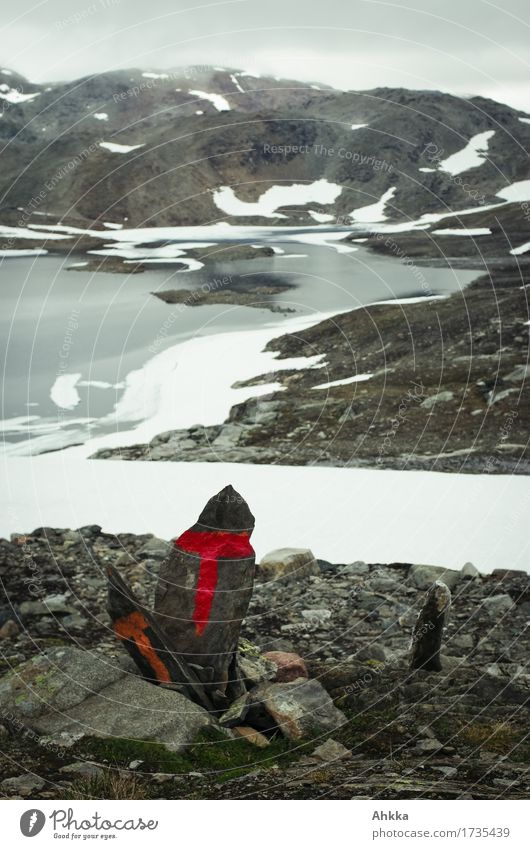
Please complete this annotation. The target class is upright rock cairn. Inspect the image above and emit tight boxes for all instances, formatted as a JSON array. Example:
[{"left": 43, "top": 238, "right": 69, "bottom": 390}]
[
  {"left": 410, "top": 580, "right": 451, "bottom": 672},
  {"left": 108, "top": 485, "right": 256, "bottom": 712}
]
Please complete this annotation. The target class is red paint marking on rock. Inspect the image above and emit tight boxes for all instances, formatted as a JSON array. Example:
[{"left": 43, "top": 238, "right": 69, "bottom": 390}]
[{"left": 175, "top": 530, "right": 254, "bottom": 636}]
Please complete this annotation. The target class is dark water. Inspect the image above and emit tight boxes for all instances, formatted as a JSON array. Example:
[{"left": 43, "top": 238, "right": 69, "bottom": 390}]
[{"left": 0, "top": 242, "right": 478, "bottom": 452}]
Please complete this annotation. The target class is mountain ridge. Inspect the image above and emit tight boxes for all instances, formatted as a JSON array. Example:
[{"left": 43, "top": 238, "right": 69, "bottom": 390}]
[{"left": 1, "top": 65, "right": 529, "bottom": 228}]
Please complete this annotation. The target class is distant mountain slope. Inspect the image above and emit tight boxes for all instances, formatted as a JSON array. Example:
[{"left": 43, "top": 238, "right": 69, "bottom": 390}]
[{"left": 0, "top": 65, "right": 529, "bottom": 227}]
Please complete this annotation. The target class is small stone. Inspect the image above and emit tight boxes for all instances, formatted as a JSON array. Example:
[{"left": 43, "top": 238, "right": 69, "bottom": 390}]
[
  {"left": 257, "top": 548, "right": 320, "bottom": 583},
  {"left": 238, "top": 649, "right": 277, "bottom": 686},
  {"left": 408, "top": 564, "right": 460, "bottom": 591},
  {"left": 115, "top": 552, "right": 137, "bottom": 567},
  {"left": 219, "top": 694, "right": 250, "bottom": 727},
  {"left": 341, "top": 561, "right": 369, "bottom": 577},
  {"left": 421, "top": 391, "right": 454, "bottom": 409},
  {"left": 128, "top": 760, "right": 143, "bottom": 770},
  {"left": 43, "top": 594, "right": 72, "bottom": 613},
  {"left": 301, "top": 609, "right": 332, "bottom": 626},
  {"left": 63, "top": 530, "right": 83, "bottom": 549},
  {"left": 137, "top": 537, "right": 170, "bottom": 561},
  {"left": 0, "top": 619, "right": 20, "bottom": 639},
  {"left": 151, "top": 773, "right": 175, "bottom": 784},
  {"left": 59, "top": 761, "right": 104, "bottom": 779},
  {"left": 238, "top": 654, "right": 276, "bottom": 684},
  {"left": 482, "top": 595, "right": 514, "bottom": 616},
  {"left": 61, "top": 613, "right": 88, "bottom": 629},
  {"left": 505, "top": 364, "right": 530, "bottom": 383},
  {"left": 491, "top": 569, "right": 527, "bottom": 579},
  {"left": 262, "top": 651, "right": 309, "bottom": 683},
  {"left": 232, "top": 726, "right": 270, "bottom": 748},
  {"left": 415, "top": 738, "right": 442, "bottom": 753},
  {"left": 418, "top": 724, "right": 437, "bottom": 739},
  {"left": 355, "top": 645, "right": 387, "bottom": 663},
  {"left": 18, "top": 600, "right": 48, "bottom": 616},
  {"left": 312, "top": 738, "right": 352, "bottom": 762},
  {"left": 461, "top": 562, "right": 481, "bottom": 580},
  {"left": 369, "top": 576, "right": 400, "bottom": 593},
  {"left": 434, "top": 766, "right": 458, "bottom": 778},
  {"left": 1, "top": 774, "right": 46, "bottom": 796}
]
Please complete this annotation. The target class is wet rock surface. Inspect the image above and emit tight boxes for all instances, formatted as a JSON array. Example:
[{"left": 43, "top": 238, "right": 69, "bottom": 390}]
[{"left": 0, "top": 526, "right": 528, "bottom": 799}]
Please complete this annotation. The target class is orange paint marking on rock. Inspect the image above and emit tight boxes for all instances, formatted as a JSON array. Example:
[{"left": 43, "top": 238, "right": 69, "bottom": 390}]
[{"left": 113, "top": 610, "right": 172, "bottom": 683}]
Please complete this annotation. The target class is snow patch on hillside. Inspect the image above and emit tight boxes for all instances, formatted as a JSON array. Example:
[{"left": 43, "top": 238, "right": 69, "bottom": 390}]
[
  {"left": 308, "top": 210, "right": 335, "bottom": 223},
  {"left": 312, "top": 373, "right": 373, "bottom": 389},
  {"left": 496, "top": 179, "right": 530, "bottom": 202},
  {"left": 0, "top": 225, "right": 68, "bottom": 240},
  {"left": 230, "top": 74, "right": 245, "bottom": 93},
  {"left": 438, "top": 130, "right": 495, "bottom": 175},
  {"left": 214, "top": 180, "right": 343, "bottom": 219},
  {"left": 0, "top": 84, "right": 40, "bottom": 104},
  {"left": 510, "top": 241, "right": 530, "bottom": 256},
  {"left": 99, "top": 141, "right": 145, "bottom": 154},
  {"left": 350, "top": 187, "right": 397, "bottom": 223},
  {"left": 189, "top": 89, "right": 231, "bottom": 111},
  {"left": 433, "top": 228, "right": 491, "bottom": 236}
]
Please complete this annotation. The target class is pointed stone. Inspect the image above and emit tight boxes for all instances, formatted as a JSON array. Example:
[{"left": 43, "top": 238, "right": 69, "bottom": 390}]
[
  {"left": 107, "top": 565, "right": 213, "bottom": 711},
  {"left": 154, "top": 485, "right": 256, "bottom": 708},
  {"left": 410, "top": 581, "right": 451, "bottom": 672}
]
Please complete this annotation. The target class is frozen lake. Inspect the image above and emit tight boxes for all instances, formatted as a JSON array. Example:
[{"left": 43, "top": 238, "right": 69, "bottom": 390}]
[{"left": 1, "top": 235, "right": 477, "bottom": 455}]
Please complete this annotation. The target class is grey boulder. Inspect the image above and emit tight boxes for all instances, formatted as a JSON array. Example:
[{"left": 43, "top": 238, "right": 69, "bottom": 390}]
[
  {"left": 0, "top": 647, "right": 214, "bottom": 753},
  {"left": 408, "top": 564, "right": 460, "bottom": 591},
  {"left": 257, "top": 548, "right": 320, "bottom": 583},
  {"left": 249, "top": 678, "right": 346, "bottom": 740},
  {"left": 481, "top": 594, "right": 515, "bottom": 616}
]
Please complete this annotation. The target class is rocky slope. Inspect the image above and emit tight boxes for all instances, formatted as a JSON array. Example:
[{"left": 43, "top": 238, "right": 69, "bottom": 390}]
[
  {"left": 1, "top": 65, "right": 529, "bottom": 232},
  {"left": 93, "top": 265, "right": 530, "bottom": 473},
  {"left": 0, "top": 526, "right": 528, "bottom": 800}
]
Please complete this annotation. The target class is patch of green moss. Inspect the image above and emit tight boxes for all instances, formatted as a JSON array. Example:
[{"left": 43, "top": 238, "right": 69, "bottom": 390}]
[
  {"left": 32, "top": 671, "right": 59, "bottom": 700},
  {"left": 237, "top": 638, "right": 261, "bottom": 657},
  {"left": 77, "top": 727, "right": 316, "bottom": 783}
]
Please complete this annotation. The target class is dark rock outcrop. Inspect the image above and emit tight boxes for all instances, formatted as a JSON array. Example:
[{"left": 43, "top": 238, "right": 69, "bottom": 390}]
[
  {"left": 153, "top": 485, "right": 255, "bottom": 708},
  {"left": 410, "top": 581, "right": 451, "bottom": 671}
]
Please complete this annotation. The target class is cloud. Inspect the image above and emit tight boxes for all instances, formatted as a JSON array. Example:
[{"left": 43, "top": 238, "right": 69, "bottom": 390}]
[{"left": 1, "top": 0, "right": 529, "bottom": 109}]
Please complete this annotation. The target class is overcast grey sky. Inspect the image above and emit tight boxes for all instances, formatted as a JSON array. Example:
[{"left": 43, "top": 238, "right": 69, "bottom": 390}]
[{"left": 1, "top": 0, "right": 529, "bottom": 110}]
